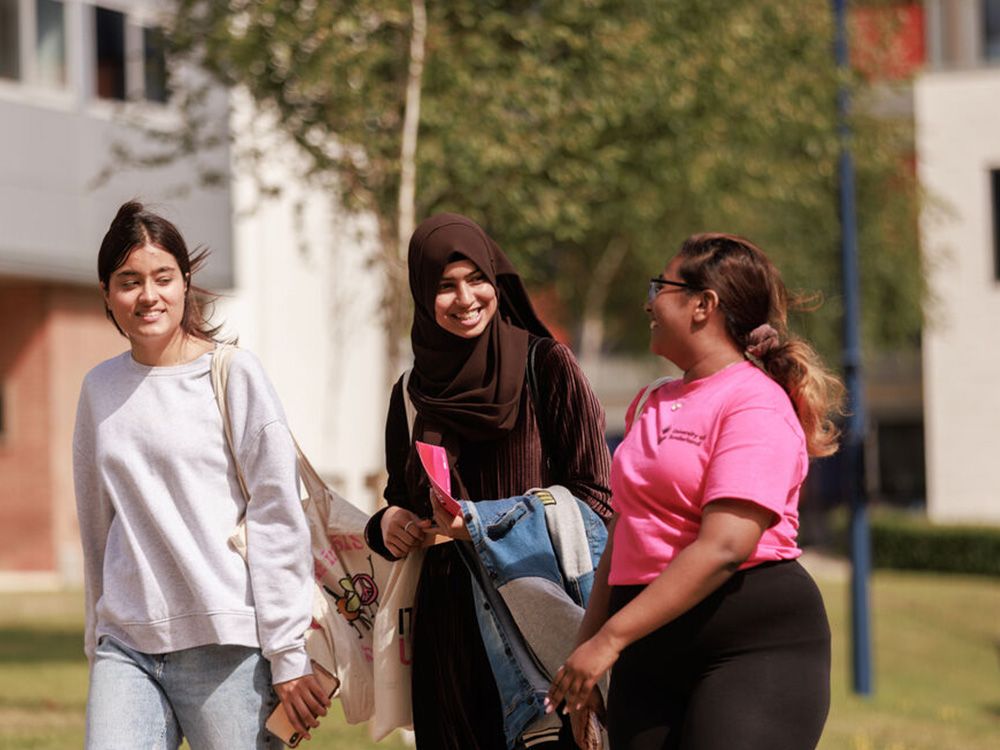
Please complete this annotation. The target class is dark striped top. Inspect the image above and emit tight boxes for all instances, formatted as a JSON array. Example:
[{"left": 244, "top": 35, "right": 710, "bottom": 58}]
[{"left": 365, "top": 337, "right": 612, "bottom": 749}]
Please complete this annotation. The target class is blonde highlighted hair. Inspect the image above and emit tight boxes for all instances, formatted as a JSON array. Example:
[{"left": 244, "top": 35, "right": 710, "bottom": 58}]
[{"left": 677, "top": 233, "right": 846, "bottom": 458}]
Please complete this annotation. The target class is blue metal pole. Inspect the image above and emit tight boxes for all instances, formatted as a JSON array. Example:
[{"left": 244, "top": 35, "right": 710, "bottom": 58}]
[{"left": 832, "top": 0, "right": 873, "bottom": 696}]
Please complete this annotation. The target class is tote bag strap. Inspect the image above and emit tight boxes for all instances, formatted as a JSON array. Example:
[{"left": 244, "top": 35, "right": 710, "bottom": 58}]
[
  {"left": 211, "top": 343, "right": 251, "bottom": 504},
  {"left": 212, "top": 344, "right": 344, "bottom": 510},
  {"left": 526, "top": 336, "right": 543, "bottom": 408},
  {"left": 627, "top": 376, "right": 676, "bottom": 433},
  {"left": 400, "top": 368, "right": 417, "bottom": 438}
]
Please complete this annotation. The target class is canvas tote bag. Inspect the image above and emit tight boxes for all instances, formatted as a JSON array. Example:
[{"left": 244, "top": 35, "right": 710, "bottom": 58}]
[{"left": 368, "top": 367, "right": 428, "bottom": 740}]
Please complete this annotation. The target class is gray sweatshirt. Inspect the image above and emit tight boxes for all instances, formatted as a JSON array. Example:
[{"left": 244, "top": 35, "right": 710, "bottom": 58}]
[{"left": 72, "top": 348, "right": 312, "bottom": 684}]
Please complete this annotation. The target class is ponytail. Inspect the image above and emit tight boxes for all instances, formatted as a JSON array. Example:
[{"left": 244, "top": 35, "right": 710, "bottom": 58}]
[{"left": 758, "top": 337, "right": 845, "bottom": 458}]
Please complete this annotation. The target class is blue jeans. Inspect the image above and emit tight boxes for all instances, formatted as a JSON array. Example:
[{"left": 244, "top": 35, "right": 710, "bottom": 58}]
[{"left": 85, "top": 636, "right": 280, "bottom": 750}]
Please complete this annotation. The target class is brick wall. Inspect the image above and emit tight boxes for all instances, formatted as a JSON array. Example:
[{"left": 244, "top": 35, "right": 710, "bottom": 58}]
[
  {"left": 0, "top": 284, "right": 54, "bottom": 571},
  {"left": 0, "top": 281, "right": 124, "bottom": 578}
]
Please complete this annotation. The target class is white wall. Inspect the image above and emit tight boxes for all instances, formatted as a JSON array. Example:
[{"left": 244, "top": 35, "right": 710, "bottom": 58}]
[
  {"left": 915, "top": 69, "right": 1000, "bottom": 523},
  {"left": 0, "top": 0, "right": 233, "bottom": 287},
  {"left": 217, "top": 91, "right": 390, "bottom": 514}
]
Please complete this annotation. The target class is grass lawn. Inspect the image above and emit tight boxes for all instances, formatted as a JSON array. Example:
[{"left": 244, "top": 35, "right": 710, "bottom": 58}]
[
  {"left": 1, "top": 566, "right": 997, "bottom": 749},
  {"left": 818, "top": 569, "right": 1000, "bottom": 750},
  {"left": 0, "top": 590, "right": 409, "bottom": 750}
]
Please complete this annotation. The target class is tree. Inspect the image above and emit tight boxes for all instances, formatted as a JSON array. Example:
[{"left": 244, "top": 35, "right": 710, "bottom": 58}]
[{"left": 167, "top": 0, "right": 923, "bottom": 367}]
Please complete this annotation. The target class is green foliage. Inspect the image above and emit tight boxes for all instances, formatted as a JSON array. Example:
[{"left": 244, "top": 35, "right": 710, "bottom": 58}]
[
  {"left": 172, "top": 0, "right": 411, "bottom": 215},
  {"left": 830, "top": 509, "right": 1000, "bottom": 576},
  {"left": 168, "top": 0, "right": 924, "bottom": 359},
  {"left": 868, "top": 513, "right": 1000, "bottom": 577}
]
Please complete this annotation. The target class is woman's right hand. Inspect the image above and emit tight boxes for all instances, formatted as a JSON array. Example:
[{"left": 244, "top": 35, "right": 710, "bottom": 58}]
[{"left": 380, "top": 507, "right": 432, "bottom": 559}]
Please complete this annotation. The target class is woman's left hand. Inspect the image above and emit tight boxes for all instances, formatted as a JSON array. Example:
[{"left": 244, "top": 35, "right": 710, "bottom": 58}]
[
  {"left": 429, "top": 488, "right": 471, "bottom": 540},
  {"left": 546, "top": 630, "right": 621, "bottom": 715}
]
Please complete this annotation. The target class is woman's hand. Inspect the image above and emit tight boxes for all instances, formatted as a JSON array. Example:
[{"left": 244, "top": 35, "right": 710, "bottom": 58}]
[
  {"left": 430, "top": 488, "right": 470, "bottom": 540},
  {"left": 380, "top": 506, "right": 432, "bottom": 559},
  {"left": 273, "top": 672, "right": 331, "bottom": 741},
  {"left": 546, "top": 629, "right": 622, "bottom": 715}
]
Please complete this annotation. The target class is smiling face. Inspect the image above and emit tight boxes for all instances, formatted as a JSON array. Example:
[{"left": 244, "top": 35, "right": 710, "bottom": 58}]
[
  {"left": 102, "top": 243, "right": 188, "bottom": 346},
  {"left": 646, "top": 255, "right": 699, "bottom": 362},
  {"left": 433, "top": 258, "right": 498, "bottom": 338}
]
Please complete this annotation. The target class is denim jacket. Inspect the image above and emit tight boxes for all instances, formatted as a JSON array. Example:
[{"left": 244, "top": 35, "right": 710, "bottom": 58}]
[{"left": 457, "top": 486, "right": 608, "bottom": 749}]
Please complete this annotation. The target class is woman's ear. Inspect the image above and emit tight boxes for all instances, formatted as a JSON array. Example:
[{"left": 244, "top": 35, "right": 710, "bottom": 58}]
[
  {"left": 692, "top": 289, "right": 720, "bottom": 322},
  {"left": 100, "top": 282, "right": 109, "bottom": 302}
]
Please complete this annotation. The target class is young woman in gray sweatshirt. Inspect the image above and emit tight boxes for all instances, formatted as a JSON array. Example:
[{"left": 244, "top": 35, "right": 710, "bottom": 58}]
[{"left": 73, "top": 201, "right": 329, "bottom": 749}]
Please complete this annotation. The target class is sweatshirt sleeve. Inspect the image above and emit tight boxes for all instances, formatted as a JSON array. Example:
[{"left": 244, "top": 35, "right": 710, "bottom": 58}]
[
  {"left": 227, "top": 353, "right": 313, "bottom": 684},
  {"left": 72, "top": 380, "right": 113, "bottom": 664},
  {"left": 241, "top": 421, "right": 313, "bottom": 683}
]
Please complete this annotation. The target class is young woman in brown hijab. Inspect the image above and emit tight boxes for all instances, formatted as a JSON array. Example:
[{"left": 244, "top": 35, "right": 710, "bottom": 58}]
[{"left": 365, "top": 213, "right": 612, "bottom": 749}]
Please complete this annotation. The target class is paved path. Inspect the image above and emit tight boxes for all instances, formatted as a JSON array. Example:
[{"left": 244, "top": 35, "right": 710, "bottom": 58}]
[{"left": 798, "top": 549, "right": 850, "bottom": 582}]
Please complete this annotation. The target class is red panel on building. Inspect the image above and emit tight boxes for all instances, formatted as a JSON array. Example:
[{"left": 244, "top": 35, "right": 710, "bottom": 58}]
[{"left": 852, "top": 3, "right": 926, "bottom": 80}]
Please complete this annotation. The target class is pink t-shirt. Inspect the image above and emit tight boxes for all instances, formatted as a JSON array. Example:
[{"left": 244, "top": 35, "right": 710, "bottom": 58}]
[{"left": 609, "top": 361, "right": 807, "bottom": 585}]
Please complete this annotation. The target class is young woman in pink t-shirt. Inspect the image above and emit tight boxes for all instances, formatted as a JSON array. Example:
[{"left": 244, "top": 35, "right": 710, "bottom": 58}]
[{"left": 547, "top": 233, "right": 844, "bottom": 749}]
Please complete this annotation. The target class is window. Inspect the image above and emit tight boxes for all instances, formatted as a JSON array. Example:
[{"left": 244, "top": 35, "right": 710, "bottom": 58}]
[
  {"left": 875, "top": 421, "right": 926, "bottom": 507},
  {"left": 143, "top": 25, "right": 168, "bottom": 103},
  {"left": 992, "top": 169, "right": 1000, "bottom": 281},
  {"left": 986, "top": 0, "right": 1000, "bottom": 60},
  {"left": 95, "top": 5, "right": 124, "bottom": 100},
  {"left": 36, "top": 0, "right": 65, "bottom": 88},
  {"left": 0, "top": 0, "right": 19, "bottom": 80}
]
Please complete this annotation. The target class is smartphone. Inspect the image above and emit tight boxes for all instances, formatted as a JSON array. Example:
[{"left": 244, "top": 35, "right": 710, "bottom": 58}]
[{"left": 265, "top": 663, "right": 340, "bottom": 748}]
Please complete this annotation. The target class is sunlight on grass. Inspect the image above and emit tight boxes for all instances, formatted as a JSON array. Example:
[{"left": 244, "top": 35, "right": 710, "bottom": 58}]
[
  {"left": 818, "top": 571, "right": 1000, "bottom": 750},
  {"left": 1, "top": 569, "right": 997, "bottom": 749}
]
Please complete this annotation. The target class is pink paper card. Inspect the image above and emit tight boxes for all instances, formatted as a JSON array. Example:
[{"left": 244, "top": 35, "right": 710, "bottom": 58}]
[{"left": 414, "top": 441, "right": 462, "bottom": 516}]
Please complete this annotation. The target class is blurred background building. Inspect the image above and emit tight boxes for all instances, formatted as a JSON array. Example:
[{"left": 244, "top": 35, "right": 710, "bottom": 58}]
[
  {"left": 0, "top": 0, "right": 997, "bottom": 588},
  {"left": 915, "top": 0, "right": 1000, "bottom": 523},
  {"left": 0, "top": 0, "right": 388, "bottom": 587}
]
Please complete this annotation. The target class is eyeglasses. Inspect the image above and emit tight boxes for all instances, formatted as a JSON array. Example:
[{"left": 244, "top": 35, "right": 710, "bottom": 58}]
[{"left": 647, "top": 276, "right": 700, "bottom": 305}]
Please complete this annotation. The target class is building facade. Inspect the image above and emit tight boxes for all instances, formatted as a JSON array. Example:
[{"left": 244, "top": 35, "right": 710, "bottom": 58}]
[
  {"left": 0, "top": 0, "right": 389, "bottom": 587},
  {"left": 916, "top": 0, "right": 1000, "bottom": 523}
]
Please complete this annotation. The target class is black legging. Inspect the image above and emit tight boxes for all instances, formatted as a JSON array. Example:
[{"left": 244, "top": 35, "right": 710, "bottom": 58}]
[{"left": 606, "top": 559, "right": 830, "bottom": 750}]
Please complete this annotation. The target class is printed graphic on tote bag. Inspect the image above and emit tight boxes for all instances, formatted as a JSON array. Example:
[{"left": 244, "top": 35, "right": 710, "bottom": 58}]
[{"left": 316, "top": 545, "right": 380, "bottom": 639}]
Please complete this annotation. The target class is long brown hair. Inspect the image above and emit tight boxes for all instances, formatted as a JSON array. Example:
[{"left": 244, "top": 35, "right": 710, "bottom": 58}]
[
  {"left": 98, "top": 201, "right": 221, "bottom": 341},
  {"left": 676, "top": 233, "right": 845, "bottom": 457}
]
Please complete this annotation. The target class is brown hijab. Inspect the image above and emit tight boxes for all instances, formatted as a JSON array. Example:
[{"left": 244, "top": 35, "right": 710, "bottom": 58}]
[{"left": 405, "top": 213, "right": 551, "bottom": 497}]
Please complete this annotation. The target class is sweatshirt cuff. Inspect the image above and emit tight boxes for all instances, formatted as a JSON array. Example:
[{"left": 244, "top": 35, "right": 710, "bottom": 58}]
[{"left": 268, "top": 645, "right": 312, "bottom": 685}]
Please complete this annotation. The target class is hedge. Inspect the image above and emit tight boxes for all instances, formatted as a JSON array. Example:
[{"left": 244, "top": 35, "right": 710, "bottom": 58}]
[{"left": 865, "top": 515, "right": 1000, "bottom": 577}]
